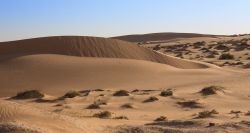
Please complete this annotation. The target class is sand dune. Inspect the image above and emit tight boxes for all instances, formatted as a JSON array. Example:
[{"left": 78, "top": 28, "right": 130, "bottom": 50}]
[
  {"left": 112, "top": 32, "right": 220, "bottom": 42},
  {"left": 0, "top": 54, "right": 226, "bottom": 97},
  {"left": 0, "top": 36, "right": 211, "bottom": 69}
]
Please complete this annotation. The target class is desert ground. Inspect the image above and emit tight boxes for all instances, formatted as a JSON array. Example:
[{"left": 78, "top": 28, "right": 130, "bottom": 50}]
[{"left": 0, "top": 34, "right": 250, "bottom": 133}]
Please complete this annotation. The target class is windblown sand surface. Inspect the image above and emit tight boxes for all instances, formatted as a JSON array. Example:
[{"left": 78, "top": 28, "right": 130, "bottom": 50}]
[{"left": 0, "top": 36, "right": 250, "bottom": 133}]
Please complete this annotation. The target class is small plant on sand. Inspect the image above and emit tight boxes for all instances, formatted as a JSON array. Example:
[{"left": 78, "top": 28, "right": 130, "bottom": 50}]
[
  {"left": 153, "top": 44, "right": 161, "bottom": 51},
  {"left": 230, "top": 110, "right": 242, "bottom": 114},
  {"left": 86, "top": 99, "right": 107, "bottom": 109},
  {"left": 61, "top": 90, "right": 81, "bottom": 99},
  {"left": 131, "top": 89, "right": 139, "bottom": 93},
  {"left": 200, "top": 86, "right": 225, "bottom": 96},
  {"left": 93, "top": 111, "right": 112, "bottom": 119},
  {"left": 219, "top": 53, "right": 234, "bottom": 60},
  {"left": 12, "top": 90, "right": 44, "bottom": 99},
  {"left": 93, "top": 89, "right": 104, "bottom": 91},
  {"left": 196, "top": 109, "right": 218, "bottom": 119},
  {"left": 177, "top": 100, "right": 202, "bottom": 108},
  {"left": 94, "top": 99, "right": 107, "bottom": 105},
  {"left": 86, "top": 103, "right": 101, "bottom": 109},
  {"left": 154, "top": 116, "right": 167, "bottom": 121},
  {"left": 143, "top": 96, "right": 159, "bottom": 103},
  {"left": 113, "top": 116, "right": 129, "bottom": 120},
  {"left": 113, "top": 90, "right": 130, "bottom": 96},
  {"left": 160, "top": 89, "right": 173, "bottom": 97},
  {"left": 121, "top": 103, "right": 134, "bottom": 109}
]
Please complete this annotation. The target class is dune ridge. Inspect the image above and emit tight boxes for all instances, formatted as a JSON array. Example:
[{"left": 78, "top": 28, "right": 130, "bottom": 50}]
[{"left": 0, "top": 36, "right": 210, "bottom": 69}]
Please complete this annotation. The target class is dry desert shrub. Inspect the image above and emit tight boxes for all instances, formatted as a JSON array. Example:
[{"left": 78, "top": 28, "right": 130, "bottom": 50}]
[
  {"left": 93, "top": 89, "right": 104, "bottom": 91},
  {"left": 160, "top": 89, "right": 173, "bottom": 97},
  {"left": 153, "top": 44, "right": 161, "bottom": 51},
  {"left": 196, "top": 109, "right": 219, "bottom": 119},
  {"left": 86, "top": 99, "right": 107, "bottom": 109},
  {"left": 230, "top": 110, "right": 242, "bottom": 114},
  {"left": 177, "top": 100, "right": 202, "bottom": 108},
  {"left": 113, "top": 90, "right": 130, "bottom": 96},
  {"left": 219, "top": 53, "right": 234, "bottom": 60},
  {"left": 154, "top": 116, "right": 167, "bottom": 121},
  {"left": 200, "top": 86, "right": 225, "bottom": 95},
  {"left": 61, "top": 90, "right": 81, "bottom": 99},
  {"left": 12, "top": 90, "right": 44, "bottom": 99},
  {"left": 143, "top": 96, "right": 159, "bottom": 103},
  {"left": 121, "top": 103, "right": 134, "bottom": 109},
  {"left": 86, "top": 103, "right": 101, "bottom": 109},
  {"left": 113, "top": 116, "right": 129, "bottom": 120},
  {"left": 93, "top": 111, "right": 112, "bottom": 119}
]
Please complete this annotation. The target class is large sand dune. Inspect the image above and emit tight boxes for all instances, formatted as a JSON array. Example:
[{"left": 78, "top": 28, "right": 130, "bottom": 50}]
[
  {"left": 0, "top": 54, "right": 226, "bottom": 97},
  {"left": 0, "top": 36, "right": 210, "bottom": 69},
  {"left": 0, "top": 36, "right": 220, "bottom": 97}
]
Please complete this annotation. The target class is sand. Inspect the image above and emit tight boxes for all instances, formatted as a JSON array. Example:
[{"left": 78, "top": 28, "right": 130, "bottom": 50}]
[
  {"left": 0, "top": 36, "right": 250, "bottom": 133},
  {"left": 112, "top": 32, "right": 220, "bottom": 42}
]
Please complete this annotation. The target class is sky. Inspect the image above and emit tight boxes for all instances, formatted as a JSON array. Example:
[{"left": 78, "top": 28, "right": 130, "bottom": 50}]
[{"left": 0, "top": 0, "right": 250, "bottom": 41}]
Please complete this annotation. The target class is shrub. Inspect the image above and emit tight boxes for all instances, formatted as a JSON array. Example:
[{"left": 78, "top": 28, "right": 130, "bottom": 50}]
[
  {"left": 153, "top": 44, "right": 161, "bottom": 51},
  {"left": 219, "top": 53, "right": 234, "bottom": 60},
  {"left": 177, "top": 100, "right": 202, "bottom": 108},
  {"left": 121, "top": 103, "right": 134, "bottom": 109},
  {"left": 154, "top": 116, "right": 167, "bottom": 121},
  {"left": 86, "top": 103, "right": 101, "bottom": 109},
  {"left": 12, "top": 90, "right": 44, "bottom": 99},
  {"left": 131, "top": 89, "right": 139, "bottom": 93},
  {"left": 143, "top": 96, "right": 159, "bottom": 103},
  {"left": 113, "top": 116, "right": 129, "bottom": 120},
  {"left": 230, "top": 110, "right": 242, "bottom": 114},
  {"left": 160, "top": 89, "right": 173, "bottom": 97},
  {"left": 113, "top": 90, "right": 130, "bottom": 96},
  {"left": 196, "top": 109, "right": 218, "bottom": 118},
  {"left": 61, "top": 90, "right": 81, "bottom": 99},
  {"left": 94, "top": 99, "right": 107, "bottom": 105},
  {"left": 93, "top": 111, "right": 112, "bottom": 119},
  {"left": 200, "top": 86, "right": 225, "bottom": 95},
  {"left": 93, "top": 89, "right": 104, "bottom": 91}
]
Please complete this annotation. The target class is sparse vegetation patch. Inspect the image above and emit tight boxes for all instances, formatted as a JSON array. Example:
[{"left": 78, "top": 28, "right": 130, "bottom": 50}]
[
  {"left": 143, "top": 96, "right": 159, "bottom": 103},
  {"left": 93, "top": 111, "right": 112, "bottom": 119},
  {"left": 113, "top": 90, "right": 130, "bottom": 96},
  {"left": 12, "top": 90, "right": 44, "bottom": 99}
]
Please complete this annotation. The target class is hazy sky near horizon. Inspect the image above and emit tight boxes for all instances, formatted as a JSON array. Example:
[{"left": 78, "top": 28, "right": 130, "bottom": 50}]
[{"left": 0, "top": 0, "right": 250, "bottom": 41}]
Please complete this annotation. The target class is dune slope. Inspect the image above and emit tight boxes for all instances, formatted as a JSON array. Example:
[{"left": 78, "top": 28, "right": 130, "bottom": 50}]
[
  {"left": 0, "top": 54, "right": 227, "bottom": 97},
  {"left": 0, "top": 36, "right": 210, "bottom": 69}
]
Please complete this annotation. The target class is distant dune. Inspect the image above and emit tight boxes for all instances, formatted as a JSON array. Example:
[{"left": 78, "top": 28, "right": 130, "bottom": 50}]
[
  {"left": 0, "top": 36, "right": 210, "bottom": 69},
  {"left": 112, "top": 32, "right": 220, "bottom": 42}
]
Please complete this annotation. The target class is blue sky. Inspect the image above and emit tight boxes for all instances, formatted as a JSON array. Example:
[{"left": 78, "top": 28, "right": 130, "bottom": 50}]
[{"left": 0, "top": 0, "right": 250, "bottom": 41}]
